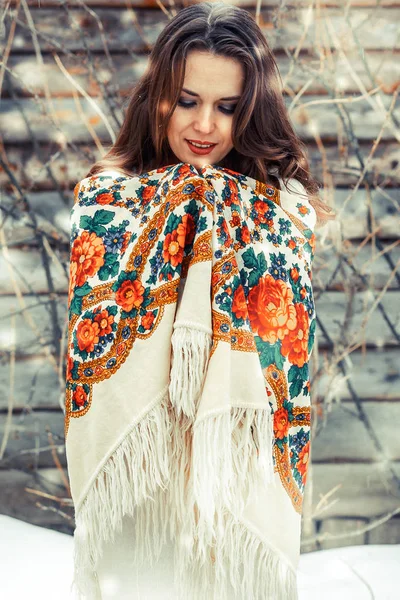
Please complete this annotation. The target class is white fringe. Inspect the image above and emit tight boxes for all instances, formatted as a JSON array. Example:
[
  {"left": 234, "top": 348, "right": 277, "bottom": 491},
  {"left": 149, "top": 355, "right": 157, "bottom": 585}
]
[
  {"left": 168, "top": 324, "right": 212, "bottom": 419},
  {"left": 189, "top": 406, "right": 276, "bottom": 563},
  {"left": 168, "top": 325, "right": 275, "bottom": 566},
  {"left": 70, "top": 396, "right": 172, "bottom": 600},
  {"left": 175, "top": 510, "right": 299, "bottom": 600},
  {"left": 70, "top": 325, "right": 290, "bottom": 600}
]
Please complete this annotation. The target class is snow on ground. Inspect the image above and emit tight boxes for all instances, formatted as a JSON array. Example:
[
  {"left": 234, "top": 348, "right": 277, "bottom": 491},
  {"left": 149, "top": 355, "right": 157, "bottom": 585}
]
[
  {"left": 1, "top": 515, "right": 74, "bottom": 600},
  {"left": 298, "top": 544, "right": 399, "bottom": 599},
  {"left": 1, "top": 515, "right": 398, "bottom": 599}
]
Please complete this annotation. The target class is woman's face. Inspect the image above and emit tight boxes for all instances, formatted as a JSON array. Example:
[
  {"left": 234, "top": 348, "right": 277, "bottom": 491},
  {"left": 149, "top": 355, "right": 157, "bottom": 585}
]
[{"left": 166, "top": 50, "right": 244, "bottom": 170}]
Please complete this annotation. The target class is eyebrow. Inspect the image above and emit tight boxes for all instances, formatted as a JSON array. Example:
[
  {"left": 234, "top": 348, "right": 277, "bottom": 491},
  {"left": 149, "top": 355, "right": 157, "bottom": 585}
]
[{"left": 182, "top": 87, "right": 240, "bottom": 101}]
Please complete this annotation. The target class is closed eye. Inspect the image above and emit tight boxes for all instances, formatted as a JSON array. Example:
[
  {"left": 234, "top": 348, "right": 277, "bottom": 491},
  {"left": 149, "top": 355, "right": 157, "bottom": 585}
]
[{"left": 177, "top": 99, "right": 236, "bottom": 115}]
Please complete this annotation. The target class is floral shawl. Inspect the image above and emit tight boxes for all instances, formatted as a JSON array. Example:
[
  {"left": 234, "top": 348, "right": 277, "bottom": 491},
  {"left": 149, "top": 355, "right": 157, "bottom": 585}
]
[{"left": 65, "top": 162, "right": 317, "bottom": 599}]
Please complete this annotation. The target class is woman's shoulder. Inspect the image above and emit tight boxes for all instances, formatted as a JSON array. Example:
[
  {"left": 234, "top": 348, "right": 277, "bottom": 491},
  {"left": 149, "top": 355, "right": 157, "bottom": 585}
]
[
  {"left": 72, "top": 170, "right": 132, "bottom": 205},
  {"left": 277, "top": 177, "right": 317, "bottom": 234}
]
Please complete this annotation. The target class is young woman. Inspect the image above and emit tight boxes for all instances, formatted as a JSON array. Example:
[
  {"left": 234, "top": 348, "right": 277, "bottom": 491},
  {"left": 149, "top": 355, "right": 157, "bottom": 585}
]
[
  {"left": 85, "top": 3, "right": 334, "bottom": 227},
  {"left": 66, "top": 3, "right": 335, "bottom": 600}
]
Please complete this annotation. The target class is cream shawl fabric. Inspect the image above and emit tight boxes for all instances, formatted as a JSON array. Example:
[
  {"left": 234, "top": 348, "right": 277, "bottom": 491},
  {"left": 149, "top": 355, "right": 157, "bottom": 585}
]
[{"left": 65, "top": 162, "right": 317, "bottom": 599}]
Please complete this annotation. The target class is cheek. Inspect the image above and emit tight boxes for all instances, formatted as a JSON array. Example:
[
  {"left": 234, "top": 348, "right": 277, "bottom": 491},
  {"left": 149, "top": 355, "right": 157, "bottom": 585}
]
[
  {"left": 166, "top": 115, "right": 175, "bottom": 139},
  {"left": 222, "top": 122, "right": 234, "bottom": 146},
  {"left": 168, "top": 110, "right": 189, "bottom": 137}
]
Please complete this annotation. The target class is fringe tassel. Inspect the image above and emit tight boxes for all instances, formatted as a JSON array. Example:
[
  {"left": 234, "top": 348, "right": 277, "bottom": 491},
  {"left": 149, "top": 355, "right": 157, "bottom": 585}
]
[
  {"left": 70, "top": 396, "right": 172, "bottom": 600},
  {"left": 168, "top": 324, "right": 212, "bottom": 419},
  {"left": 168, "top": 325, "right": 275, "bottom": 567},
  {"left": 175, "top": 510, "right": 298, "bottom": 600},
  {"left": 189, "top": 406, "right": 275, "bottom": 564}
]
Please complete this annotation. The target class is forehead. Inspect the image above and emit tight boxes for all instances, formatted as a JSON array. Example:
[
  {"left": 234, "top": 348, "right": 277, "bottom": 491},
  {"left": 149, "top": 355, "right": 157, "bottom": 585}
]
[{"left": 183, "top": 50, "right": 244, "bottom": 97}]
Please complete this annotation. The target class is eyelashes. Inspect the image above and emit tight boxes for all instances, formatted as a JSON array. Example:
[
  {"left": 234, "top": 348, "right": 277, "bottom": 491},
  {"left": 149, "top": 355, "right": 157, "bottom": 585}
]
[{"left": 177, "top": 99, "right": 236, "bottom": 115}]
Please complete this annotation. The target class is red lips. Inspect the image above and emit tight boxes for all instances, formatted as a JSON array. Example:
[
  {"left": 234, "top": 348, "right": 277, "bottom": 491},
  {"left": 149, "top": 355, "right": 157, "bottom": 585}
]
[
  {"left": 185, "top": 140, "right": 217, "bottom": 155},
  {"left": 186, "top": 139, "right": 216, "bottom": 145}
]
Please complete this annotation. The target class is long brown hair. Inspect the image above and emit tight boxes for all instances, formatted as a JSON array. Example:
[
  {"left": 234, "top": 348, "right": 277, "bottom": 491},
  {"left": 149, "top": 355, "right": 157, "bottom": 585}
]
[{"left": 86, "top": 2, "right": 335, "bottom": 227}]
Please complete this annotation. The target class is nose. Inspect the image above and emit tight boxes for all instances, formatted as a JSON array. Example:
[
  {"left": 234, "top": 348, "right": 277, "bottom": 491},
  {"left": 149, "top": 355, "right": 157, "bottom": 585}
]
[{"left": 193, "top": 106, "right": 215, "bottom": 134}]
